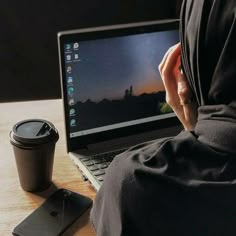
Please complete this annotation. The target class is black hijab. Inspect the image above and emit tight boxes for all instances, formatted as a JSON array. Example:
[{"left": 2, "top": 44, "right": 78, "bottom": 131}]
[{"left": 180, "top": 0, "right": 236, "bottom": 154}]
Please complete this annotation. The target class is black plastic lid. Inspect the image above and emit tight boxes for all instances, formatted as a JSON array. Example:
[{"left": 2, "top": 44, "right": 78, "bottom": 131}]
[{"left": 11, "top": 119, "right": 59, "bottom": 145}]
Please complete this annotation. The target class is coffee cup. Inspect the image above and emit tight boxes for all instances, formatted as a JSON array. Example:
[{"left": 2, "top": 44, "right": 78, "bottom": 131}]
[{"left": 10, "top": 119, "right": 59, "bottom": 192}]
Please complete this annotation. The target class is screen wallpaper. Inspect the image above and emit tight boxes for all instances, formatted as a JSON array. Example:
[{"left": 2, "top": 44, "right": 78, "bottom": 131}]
[{"left": 63, "top": 30, "right": 179, "bottom": 137}]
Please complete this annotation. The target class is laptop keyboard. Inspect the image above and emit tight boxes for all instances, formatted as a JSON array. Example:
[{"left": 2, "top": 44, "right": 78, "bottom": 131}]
[{"left": 79, "top": 148, "right": 128, "bottom": 183}]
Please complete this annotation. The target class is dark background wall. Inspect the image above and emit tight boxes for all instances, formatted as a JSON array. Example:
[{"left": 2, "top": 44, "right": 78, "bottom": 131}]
[{"left": 0, "top": 0, "right": 183, "bottom": 102}]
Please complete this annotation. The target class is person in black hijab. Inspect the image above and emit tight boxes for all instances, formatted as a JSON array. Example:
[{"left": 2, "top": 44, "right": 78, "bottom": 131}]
[{"left": 91, "top": 0, "right": 236, "bottom": 235}]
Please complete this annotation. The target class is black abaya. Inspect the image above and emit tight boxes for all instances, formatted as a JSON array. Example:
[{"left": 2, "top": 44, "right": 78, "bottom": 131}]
[{"left": 91, "top": 0, "right": 236, "bottom": 235}]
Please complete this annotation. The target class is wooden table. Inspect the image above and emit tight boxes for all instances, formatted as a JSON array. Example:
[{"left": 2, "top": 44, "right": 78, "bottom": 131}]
[{"left": 0, "top": 99, "right": 96, "bottom": 236}]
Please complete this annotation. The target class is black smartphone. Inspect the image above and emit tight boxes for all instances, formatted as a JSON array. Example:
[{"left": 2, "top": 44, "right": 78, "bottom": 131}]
[{"left": 12, "top": 189, "right": 92, "bottom": 236}]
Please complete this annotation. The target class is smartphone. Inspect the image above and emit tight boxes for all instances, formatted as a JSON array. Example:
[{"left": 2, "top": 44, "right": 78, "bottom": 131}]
[{"left": 12, "top": 189, "right": 92, "bottom": 236}]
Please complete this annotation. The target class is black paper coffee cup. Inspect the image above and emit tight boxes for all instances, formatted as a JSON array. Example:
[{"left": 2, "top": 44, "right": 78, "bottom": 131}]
[{"left": 10, "top": 119, "right": 59, "bottom": 192}]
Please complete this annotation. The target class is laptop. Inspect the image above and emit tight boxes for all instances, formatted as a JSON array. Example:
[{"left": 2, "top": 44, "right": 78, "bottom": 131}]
[{"left": 58, "top": 19, "right": 181, "bottom": 191}]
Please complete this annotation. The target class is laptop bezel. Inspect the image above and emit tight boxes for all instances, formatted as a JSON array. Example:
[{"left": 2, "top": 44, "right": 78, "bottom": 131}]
[{"left": 58, "top": 19, "right": 180, "bottom": 152}]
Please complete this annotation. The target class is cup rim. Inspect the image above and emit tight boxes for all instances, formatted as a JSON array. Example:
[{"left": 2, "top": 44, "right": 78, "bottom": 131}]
[{"left": 10, "top": 119, "right": 59, "bottom": 146}]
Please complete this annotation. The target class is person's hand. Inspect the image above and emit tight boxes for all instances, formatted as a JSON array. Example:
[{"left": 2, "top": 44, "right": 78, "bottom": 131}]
[{"left": 158, "top": 43, "right": 198, "bottom": 131}]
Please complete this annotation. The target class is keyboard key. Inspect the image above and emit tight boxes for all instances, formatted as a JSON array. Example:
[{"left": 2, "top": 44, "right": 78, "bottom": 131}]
[
  {"left": 93, "top": 158, "right": 105, "bottom": 164},
  {"left": 103, "top": 155, "right": 114, "bottom": 162},
  {"left": 80, "top": 157, "right": 90, "bottom": 162},
  {"left": 84, "top": 160, "right": 94, "bottom": 166},
  {"left": 97, "top": 176, "right": 104, "bottom": 182},
  {"left": 97, "top": 163, "right": 107, "bottom": 169},
  {"left": 92, "top": 169, "right": 106, "bottom": 176},
  {"left": 88, "top": 165, "right": 99, "bottom": 171}
]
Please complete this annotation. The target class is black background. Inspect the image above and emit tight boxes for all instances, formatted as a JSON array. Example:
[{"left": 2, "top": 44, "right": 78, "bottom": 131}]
[{"left": 0, "top": 0, "right": 182, "bottom": 102}]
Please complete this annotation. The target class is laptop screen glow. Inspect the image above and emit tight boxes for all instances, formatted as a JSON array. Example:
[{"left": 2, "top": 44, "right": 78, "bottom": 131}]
[{"left": 63, "top": 30, "right": 179, "bottom": 138}]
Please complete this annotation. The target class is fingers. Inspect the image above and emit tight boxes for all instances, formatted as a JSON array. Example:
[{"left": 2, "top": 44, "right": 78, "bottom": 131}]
[
  {"left": 159, "top": 43, "right": 180, "bottom": 69},
  {"left": 159, "top": 44, "right": 181, "bottom": 96},
  {"left": 158, "top": 43, "right": 198, "bottom": 131},
  {"left": 158, "top": 43, "right": 181, "bottom": 78},
  {"left": 158, "top": 43, "right": 181, "bottom": 108}
]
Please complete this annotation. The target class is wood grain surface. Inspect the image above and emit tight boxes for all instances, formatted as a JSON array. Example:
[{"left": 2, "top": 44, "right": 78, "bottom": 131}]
[{"left": 0, "top": 99, "right": 96, "bottom": 236}]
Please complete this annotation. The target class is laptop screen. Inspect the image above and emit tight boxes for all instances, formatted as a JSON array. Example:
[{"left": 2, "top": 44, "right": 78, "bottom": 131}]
[{"left": 58, "top": 20, "right": 180, "bottom": 148}]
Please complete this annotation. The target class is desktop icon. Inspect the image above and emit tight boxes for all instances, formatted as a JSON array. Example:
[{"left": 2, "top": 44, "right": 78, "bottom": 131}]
[
  {"left": 69, "top": 108, "right": 76, "bottom": 116},
  {"left": 74, "top": 54, "right": 79, "bottom": 60},
  {"left": 70, "top": 119, "right": 76, "bottom": 127},
  {"left": 65, "top": 44, "right": 71, "bottom": 50},
  {"left": 68, "top": 98, "right": 75, "bottom": 106},
  {"left": 66, "top": 55, "right": 72, "bottom": 61},
  {"left": 67, "top": 76, "right": 73, "bottom": 84},
  {"left": 73, "top": 43, "right": 79, "bottom": 49},
  {"left": 68, "top": 87, "right": 74, "bottom": 96},
  {"left": 66, "top": 66, "right": 72, "bottom": 73}
]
